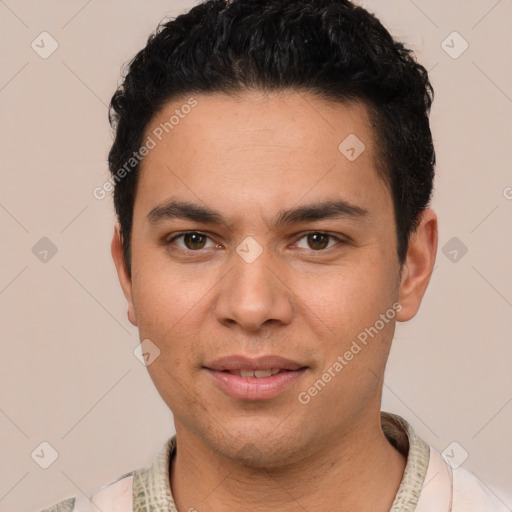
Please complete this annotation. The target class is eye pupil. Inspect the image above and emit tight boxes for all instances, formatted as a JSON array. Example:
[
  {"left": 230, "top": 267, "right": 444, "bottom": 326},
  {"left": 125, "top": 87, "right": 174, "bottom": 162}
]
[
  {"left": 308, "top": 233, "right": 329, "bottom": 250},
  {"left": 184, "top": 232, "right": 206, "bottom": 250}
]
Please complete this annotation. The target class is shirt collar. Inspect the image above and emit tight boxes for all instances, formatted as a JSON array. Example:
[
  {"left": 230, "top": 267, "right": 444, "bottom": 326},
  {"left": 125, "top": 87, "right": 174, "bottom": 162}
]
[{"left": 131, "top": 411, "right": 430, "bottom": 512}]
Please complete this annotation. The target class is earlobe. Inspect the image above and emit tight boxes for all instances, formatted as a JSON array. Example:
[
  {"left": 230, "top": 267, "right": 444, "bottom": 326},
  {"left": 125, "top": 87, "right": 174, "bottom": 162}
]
[
  {"left": 111, "top": 223, "right": 138, "bottom": 327},
  {"left": 396, "top": 209, "right": 438, "bottom": 322}
]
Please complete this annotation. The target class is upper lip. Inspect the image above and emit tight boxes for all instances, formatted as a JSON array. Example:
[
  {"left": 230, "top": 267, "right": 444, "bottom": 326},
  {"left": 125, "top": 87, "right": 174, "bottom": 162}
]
[{"left": 205, "top": 355, "right": 306, "bottom": 372}]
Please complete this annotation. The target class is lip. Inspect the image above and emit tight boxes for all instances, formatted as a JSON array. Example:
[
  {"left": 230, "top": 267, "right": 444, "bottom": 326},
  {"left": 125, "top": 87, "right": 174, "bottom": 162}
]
[
  {"left": 205, "top": 355, "right": 304, "bottom": 372},
  {"left": 204, "top": 355, "right": 308, "bottom": 401}
]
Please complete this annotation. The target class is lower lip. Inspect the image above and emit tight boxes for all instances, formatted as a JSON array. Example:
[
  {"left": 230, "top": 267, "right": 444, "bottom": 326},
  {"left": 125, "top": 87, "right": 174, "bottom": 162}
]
[{"left": 206, "top": 369, "right": 307, "bottom": 401}]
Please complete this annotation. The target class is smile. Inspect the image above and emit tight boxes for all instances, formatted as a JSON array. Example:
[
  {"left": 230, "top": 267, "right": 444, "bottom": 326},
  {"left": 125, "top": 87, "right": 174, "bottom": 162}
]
[{"left": 204, "top": 354, "right": 308, "bottom": 400}]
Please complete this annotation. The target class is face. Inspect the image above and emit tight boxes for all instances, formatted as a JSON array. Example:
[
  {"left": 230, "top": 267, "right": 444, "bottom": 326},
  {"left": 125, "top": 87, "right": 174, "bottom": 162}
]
[{"left": 112, "top": 90, "right": 437, "bottom": 467}]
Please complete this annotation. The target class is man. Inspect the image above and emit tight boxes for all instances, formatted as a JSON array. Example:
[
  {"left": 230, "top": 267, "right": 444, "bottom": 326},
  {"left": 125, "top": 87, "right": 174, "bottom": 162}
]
[{"left": 40, "top": 0, "right": 509, "bottom": 510}]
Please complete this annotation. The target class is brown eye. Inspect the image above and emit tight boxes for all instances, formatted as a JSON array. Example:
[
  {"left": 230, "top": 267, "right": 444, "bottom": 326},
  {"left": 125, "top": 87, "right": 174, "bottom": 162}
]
[
  {"left": 183, "top": 232, "right": 207, "bottom": 250},
  {"left": 168, "top": 231, "right": 216, "bottom": 251},
  {"left": 294, "top": 232, "right": 342, "bottom": 251},
  {"left": 307, "top": 233, "right": 329, "bottom": 250}
]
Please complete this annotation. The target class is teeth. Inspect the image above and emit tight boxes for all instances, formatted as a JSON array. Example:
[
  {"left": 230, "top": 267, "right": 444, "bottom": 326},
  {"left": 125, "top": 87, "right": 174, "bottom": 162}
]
[
  {"left": 234, "top": 369, "right": 282, "bottom": 378},
  {"left": 254, "top": 369, "right": 272, "bottom": 378}
]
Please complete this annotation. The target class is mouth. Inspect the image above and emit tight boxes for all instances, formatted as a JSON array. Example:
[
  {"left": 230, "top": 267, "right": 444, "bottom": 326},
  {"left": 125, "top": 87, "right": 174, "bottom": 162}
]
[
  {"left": 222, "top": 368, "right": 291, "bottom": 378},
  {"left": 204, "top": 355, "right": 308, "bottom": 401},
  {"left": 205, "top": 354, "right": 305, "bottom": 372}
]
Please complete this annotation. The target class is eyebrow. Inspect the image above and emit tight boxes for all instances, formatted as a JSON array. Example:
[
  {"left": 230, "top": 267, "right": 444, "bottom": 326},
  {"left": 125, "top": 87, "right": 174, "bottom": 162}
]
[{"left": 147, "top": 198, "right": 368, "bottom": 228}]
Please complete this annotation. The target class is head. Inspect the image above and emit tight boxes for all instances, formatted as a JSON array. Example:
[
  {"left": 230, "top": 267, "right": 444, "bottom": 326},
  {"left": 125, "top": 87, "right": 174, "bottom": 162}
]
[{"left": 110, "top": 0, "right": 437, "bottom": 466}]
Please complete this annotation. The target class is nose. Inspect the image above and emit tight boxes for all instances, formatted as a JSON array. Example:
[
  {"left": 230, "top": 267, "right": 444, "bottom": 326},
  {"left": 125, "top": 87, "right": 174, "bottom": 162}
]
[{"left": 214, "top": 248, "right": 294, "bottom": 332}]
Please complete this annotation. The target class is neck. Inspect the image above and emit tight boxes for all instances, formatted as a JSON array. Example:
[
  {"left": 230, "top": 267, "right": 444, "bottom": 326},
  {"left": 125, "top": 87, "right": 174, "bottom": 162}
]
[{"left": 170, "top": 413, "right": 407, "bottom": 512}]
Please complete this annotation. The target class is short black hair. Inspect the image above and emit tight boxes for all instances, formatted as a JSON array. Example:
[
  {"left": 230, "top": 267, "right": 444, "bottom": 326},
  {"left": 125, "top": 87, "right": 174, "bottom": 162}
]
[{"left": 108, "top": 0, "right": 435, "bottom": 274}]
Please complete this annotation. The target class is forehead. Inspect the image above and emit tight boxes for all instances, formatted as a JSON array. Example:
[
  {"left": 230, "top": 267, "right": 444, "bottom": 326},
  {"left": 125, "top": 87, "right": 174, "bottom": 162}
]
[
  {"left": 135, "top": 90, "right": 389, "bottom": 219},
  {"left": 143, "top": 90, "right": 375, "bottom": 161}
]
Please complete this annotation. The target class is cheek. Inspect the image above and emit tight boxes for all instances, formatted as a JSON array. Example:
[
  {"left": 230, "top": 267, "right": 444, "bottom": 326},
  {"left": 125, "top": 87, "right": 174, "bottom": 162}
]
[
  {"left": 131, "top": 252, "right": 211, "bottom": 338},
  {"left": 130, "top": 254, "right": 217, "bottom": 390},
  {"left": 298, "top": 266, "right": 398, "bottom": 410},
  {"left": 296, "top": 259, "right": 397, "bottom": 343}
]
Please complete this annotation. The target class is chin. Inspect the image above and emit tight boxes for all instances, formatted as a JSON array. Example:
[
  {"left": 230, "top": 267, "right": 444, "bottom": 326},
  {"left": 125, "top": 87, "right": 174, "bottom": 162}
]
[{"left": 207, "top": 422, "right": 309, "bottom": 469}]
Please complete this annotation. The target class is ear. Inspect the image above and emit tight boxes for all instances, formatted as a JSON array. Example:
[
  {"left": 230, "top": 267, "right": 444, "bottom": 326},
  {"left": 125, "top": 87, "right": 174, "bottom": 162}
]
[
  {"left": 396, "top": 209, "right": 438, "bottom": 322},
  {"left": 111, "top": 222, "right": 138, "bottom": 326}
]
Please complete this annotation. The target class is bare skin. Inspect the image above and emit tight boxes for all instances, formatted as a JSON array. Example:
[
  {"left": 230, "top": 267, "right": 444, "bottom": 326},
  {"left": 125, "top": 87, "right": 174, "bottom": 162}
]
[{"left": 111, "top": 90, "right": 437, "bottom": 512}]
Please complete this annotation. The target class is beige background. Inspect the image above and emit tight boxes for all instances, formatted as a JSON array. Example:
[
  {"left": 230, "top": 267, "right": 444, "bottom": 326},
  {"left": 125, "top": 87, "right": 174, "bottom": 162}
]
[{"left": 0, "top": 1, "right": 511, "bottom": 511}]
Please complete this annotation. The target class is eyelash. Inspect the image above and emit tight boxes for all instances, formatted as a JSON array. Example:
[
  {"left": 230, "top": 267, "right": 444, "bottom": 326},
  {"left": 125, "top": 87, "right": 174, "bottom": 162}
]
[{"left": 165, "top": 231, "right": 346, "bottom": 253}]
